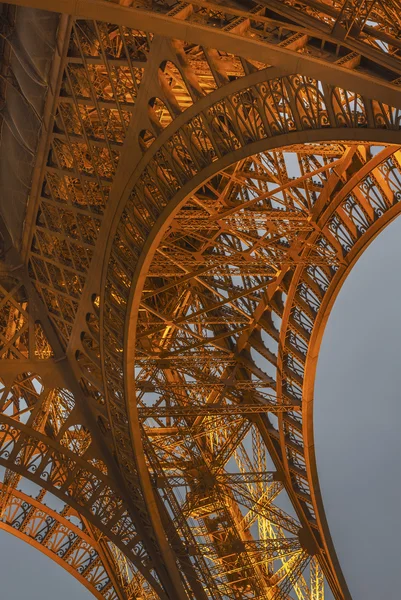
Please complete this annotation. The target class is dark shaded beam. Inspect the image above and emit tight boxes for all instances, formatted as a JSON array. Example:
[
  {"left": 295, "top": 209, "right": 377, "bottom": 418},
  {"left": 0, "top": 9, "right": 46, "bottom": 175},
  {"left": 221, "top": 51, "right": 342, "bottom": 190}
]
[
  {"left": 5, "top": 0, "right": 401, "bottom": 109},
  {"left": 139, "top": 403, "right": 300, "bottom": 418}
]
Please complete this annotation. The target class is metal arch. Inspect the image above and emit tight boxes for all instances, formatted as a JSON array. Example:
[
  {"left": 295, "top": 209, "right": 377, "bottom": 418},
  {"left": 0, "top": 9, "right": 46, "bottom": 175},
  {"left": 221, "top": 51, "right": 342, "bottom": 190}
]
[
  {"left": 98, "top": 67, "right": 401, "bottom": 598},
  {"left": 0, "top": 4, "right": 399, "bottom": 599},
  {"left": 100, "top": 64, "right": 401, "bottom": 251},
  {"left": 120, "top": 142, "right": 401, "bottom": 600},
  {"left": 17, "top": 21, "right": 401, "bottom": 591},
  {"left": 0, "top": 368, "right": 165, "bottom": 598},
  {"left": 5, "top": 0, "right": 401, "bottom": 109},
  {"left": 100, "top": 71, "right": 401, "bottom": 600},
  {"left": 0, "top": 268, "right": 167, "bottom": 599},
  {"left": 270, "top": 144, "right": 401, "bottom": 594},
  {"left": 287, "top": 162, "right": 401, "bottom": 593},
  {"left": 0, "top": 483, "right": 123, "bottom": 600},
  {"left": 21, "top": 6, "right": 401, "bottom": 360},
  {"left": 17, "top": 26, "right": 401, "bottom": 594},
  {"left": 119, "top": 147, "right": 342, "bottom": 599}
]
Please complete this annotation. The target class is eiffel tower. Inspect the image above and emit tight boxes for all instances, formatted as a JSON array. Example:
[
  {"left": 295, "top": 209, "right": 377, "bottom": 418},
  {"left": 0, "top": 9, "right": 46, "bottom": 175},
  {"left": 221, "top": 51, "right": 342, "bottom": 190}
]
[{"left": 0, "top": 0, "right": 397, "bottom": 598}]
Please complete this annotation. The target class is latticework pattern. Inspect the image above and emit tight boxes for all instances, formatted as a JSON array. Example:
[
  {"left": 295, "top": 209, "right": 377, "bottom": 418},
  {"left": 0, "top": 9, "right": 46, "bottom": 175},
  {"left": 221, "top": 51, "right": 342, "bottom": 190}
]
[{"left": 0, "top": 1, "right": 400, "bottom": 598}]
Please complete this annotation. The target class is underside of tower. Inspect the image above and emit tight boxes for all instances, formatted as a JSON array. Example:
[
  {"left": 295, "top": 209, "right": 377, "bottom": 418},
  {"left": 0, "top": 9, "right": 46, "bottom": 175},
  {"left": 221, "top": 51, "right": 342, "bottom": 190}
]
[{"left": 0, "top": 1, "right": 398, "bottom": 598}]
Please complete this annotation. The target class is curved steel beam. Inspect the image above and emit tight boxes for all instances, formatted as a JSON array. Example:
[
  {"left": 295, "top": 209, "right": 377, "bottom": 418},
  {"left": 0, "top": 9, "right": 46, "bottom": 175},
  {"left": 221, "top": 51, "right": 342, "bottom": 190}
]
[
  {"left": 0, "top": 380, "right": 165, "bottom": 597},
  {"left": 95, "top": 64, "right": 401, "bottom": 597},
  {"left": 6, "top": 7, "right": 400, "bottom": 598},
  {"left": 291, "top": 161, "right": 401, "bottom": 600},
  {"left": 0, "top": 483, "right": 124, "bottom": 599},
  {"left": 124, "top": 143, "right": 401, "bottom": 599},
  {"left": 0, "top": 270, "right": 166, "bottom": 598}
]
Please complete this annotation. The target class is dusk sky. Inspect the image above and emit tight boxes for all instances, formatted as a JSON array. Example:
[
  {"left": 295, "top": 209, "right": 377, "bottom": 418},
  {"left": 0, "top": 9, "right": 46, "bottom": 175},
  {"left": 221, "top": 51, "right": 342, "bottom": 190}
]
[
  {"left": 315, "top": 215, "right": 401, "bottom": 600},
  {"left": 1, "top": 213, "right": 400, "bottom": 599},
  {"left": 0, "top": 530, "right": 92, "bottom": 598}
]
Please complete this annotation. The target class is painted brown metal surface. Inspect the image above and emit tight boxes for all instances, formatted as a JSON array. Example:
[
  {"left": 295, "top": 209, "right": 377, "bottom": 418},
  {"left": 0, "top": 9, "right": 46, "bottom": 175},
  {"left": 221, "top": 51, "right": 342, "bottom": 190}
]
[{"left": 0, "top": 2, "right": 400, "bottom": 599}]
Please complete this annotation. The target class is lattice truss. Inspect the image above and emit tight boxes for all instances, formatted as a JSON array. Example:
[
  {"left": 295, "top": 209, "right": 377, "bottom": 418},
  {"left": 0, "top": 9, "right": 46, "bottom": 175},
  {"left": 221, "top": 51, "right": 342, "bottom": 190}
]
[
  {"left": 0, "top": 275, "right": 163, "bottom": 599},
  {"left": 0, "top": 0, "right": 401, "bottom": 599}
]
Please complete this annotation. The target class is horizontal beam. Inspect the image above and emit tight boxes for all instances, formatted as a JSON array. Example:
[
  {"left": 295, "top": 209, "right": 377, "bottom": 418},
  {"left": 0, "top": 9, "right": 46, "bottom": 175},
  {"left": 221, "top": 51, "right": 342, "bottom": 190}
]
[
  {"left": 155, "top": 472, "right": 278, "bottom": 487},
  {"left": 139, "top": 402, "right": 300, "bottom": 418},
  {"left": 6, "top": 0, "right": 401, "bottom": 108}
]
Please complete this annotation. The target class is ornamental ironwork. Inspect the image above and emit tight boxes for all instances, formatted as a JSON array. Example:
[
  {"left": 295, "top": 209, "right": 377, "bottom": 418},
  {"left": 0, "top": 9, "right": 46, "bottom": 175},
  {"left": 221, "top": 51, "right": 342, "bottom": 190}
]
[{"left": 0, "top": 1, "right": 400, "bottom": 598}]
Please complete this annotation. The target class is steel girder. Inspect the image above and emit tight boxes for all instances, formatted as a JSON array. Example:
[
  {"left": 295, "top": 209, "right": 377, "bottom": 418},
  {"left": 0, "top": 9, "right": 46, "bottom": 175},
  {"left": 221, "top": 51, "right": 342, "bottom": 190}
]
[
  {"left": 0, "top": 3, "right": 400, "bottom": 600},
  {"left": 4, "top": 0, "right": 401, "bottom": 108},
  {"left": 0, "top": 267, "right": 171, "bottom": 598}
]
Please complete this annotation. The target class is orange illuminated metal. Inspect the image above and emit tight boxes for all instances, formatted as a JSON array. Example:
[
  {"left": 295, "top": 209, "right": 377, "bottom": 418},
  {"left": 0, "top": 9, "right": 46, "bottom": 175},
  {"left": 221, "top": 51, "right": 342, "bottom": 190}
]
[{"left": 0, "top": 1, "right": 400, "bottom": 598}]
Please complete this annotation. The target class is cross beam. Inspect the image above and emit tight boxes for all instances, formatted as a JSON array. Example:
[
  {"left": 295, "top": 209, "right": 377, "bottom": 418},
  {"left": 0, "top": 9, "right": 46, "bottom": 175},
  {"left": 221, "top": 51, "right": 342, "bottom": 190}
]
[{"left": 6, "top": 0, "right": 401, "bottom": 108}]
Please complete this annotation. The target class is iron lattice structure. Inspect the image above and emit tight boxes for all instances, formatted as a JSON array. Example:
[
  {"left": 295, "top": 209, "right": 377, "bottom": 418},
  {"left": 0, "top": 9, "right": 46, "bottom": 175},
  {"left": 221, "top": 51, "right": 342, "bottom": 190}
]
[{"left": 0, "top": 0, "right": 399, "bottom": 598}]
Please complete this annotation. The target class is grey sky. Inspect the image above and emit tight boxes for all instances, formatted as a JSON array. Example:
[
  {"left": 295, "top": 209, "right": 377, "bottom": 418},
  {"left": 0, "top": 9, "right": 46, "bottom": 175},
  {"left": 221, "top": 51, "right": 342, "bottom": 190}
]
[
  {"left": 0, "top": 530, "right": 92, "bottom": 598},
  {"left": 315, "top": 215, "right": 401, "bottom": 600},
  {"left": 1, "top": 209, "right": 400, "bottom": 599}
]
